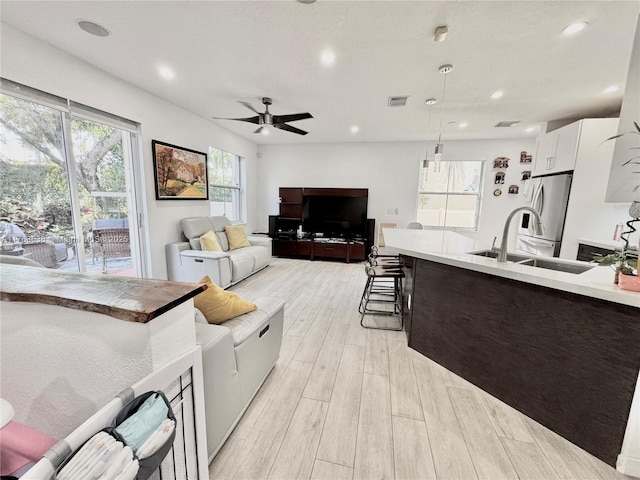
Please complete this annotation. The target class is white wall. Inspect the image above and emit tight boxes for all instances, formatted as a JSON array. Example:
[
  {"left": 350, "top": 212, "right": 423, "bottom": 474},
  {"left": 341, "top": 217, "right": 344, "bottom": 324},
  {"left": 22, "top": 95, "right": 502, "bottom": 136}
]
[
  {"left": 0, "top": 299, "right": 195, "bottom": 439},
  {"left": 257, "top": 139, "right": 536, "bottom": 250},
  {"left": 606, "top": 15, "right": 640, "bottom": 203},
  {"left": 0, "top": 24, "right": 259, "bottom": 279}
]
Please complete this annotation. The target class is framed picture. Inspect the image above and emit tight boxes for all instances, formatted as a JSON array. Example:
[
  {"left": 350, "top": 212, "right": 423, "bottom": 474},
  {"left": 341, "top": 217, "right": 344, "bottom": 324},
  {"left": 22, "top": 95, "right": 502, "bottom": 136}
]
[{"left": 152, "top": 140, "right": 208, "bottom": 200}]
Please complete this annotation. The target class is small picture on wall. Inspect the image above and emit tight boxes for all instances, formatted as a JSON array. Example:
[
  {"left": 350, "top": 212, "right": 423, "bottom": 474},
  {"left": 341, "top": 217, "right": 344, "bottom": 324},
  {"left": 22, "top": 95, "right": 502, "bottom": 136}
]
[
  {"left": 521, "top": 170, "right": 532, "bottom": 181},
  {"left": 495, "top": 171, "right": 506, "bottom": 184},
  {"left": 508, "top": 185, "right": 520, "bottom": 194},
  {"left": 152, "top": 140, "right": 208, "bottom": 200},
  {"left": 493, "top": 157, "right": 510, "bottom": 169},
  {"left": 520, "top": 151, "right": 533, "bottom": 163}
]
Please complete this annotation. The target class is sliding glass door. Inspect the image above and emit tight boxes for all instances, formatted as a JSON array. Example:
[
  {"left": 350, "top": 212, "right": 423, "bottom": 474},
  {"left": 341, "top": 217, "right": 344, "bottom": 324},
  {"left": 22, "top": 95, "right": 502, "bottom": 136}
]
[{"left": 0, "top": 80, "right": 143, "bottom": 276}]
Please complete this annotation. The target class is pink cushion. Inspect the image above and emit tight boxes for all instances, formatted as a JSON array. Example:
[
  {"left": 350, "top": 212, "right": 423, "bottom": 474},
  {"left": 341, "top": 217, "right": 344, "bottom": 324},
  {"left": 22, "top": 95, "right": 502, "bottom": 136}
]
[{"left": 0, "top": 421, "right": 56, "bottom": 475}]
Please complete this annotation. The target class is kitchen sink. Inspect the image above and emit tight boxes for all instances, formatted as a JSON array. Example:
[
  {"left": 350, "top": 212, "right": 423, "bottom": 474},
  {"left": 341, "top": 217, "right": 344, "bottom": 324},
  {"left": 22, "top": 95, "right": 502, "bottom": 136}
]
[
  {"left": 470, "top": 250, "right": 532, "bottom": 263},
  {"left": 469, "top": 250, "right": 595, "bottom": 274},
  {"left": 513, "top": 257, "right": 595, "bottom": 274}
]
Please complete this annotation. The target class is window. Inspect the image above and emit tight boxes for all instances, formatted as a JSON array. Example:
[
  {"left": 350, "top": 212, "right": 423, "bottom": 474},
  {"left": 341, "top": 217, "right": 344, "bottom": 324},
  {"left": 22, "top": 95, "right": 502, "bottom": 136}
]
[
  {"left": 208, "top": 147, "right": 243, "bottom": 222},
  {"left": 417, "top": 160, "right": 483, "bottom": 229},
  {"left": 0, "top": 78, "right": 144, "bottom": 276}
]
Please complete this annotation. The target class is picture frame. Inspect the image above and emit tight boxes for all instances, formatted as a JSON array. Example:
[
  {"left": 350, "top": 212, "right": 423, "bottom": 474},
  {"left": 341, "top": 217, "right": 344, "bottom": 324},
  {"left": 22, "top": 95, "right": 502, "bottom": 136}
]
[{"left": 152, "top": 140, "right": 208, "bottom": 200}]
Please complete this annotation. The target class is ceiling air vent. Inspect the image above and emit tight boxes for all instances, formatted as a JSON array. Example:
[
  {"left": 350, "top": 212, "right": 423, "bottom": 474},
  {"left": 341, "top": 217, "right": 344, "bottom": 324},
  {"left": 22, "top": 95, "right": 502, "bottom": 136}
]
[
  {"left": 388, "top": 96, "right": 409, "bottom": 107},
  {"left": 494, "top": 121, "right": 521, "bottom": 128}
]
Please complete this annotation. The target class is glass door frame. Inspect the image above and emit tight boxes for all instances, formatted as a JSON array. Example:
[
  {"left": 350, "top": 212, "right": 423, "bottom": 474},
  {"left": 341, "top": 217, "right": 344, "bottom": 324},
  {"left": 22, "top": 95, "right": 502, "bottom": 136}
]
[{"left": 0, "top": 78, "right": 149, "bottom": 277}]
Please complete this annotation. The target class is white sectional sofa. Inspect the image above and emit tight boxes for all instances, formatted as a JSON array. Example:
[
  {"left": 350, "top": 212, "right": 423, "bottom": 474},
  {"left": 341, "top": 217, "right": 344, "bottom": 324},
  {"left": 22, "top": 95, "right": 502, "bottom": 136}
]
[
  {"left": 195, "top": 295, "right": 284, "bottom": 460},
  {"left": 166, "top": 216, "right": 272, "bottom": 288}
]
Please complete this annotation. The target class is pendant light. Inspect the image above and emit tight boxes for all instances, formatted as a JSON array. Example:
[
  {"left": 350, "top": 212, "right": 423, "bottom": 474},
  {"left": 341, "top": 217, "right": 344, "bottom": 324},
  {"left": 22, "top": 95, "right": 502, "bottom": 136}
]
[
  {"left": 422, "top": 98, "right": 437, "bottom": 168},
  {"left": 434, "top": 64, "right": 453, "bottom": 172}
]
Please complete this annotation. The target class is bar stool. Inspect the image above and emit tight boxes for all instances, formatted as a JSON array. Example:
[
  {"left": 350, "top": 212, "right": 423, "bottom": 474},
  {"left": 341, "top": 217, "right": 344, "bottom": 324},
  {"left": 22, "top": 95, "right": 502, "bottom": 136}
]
[
  {"left": 369, "top": 245, "right": 402, "bottom": 267},
  {"left": 359, "top": 260, "right": 404, "bottom": 331}
]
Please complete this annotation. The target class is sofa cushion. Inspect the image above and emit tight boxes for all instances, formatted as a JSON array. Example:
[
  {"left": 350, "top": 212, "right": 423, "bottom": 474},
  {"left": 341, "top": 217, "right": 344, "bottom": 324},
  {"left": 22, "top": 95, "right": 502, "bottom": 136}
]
[
  {"left": 209, "top": 216, "right": 231, "bottom": 232},
  {"left": 194, "top": 276, "right": 256, "bottom": 324},
  {"left": 225, "top": 226, "right": 251, "bottom": 250},
  {"left": 216, "top": 232, "right": 229, "bottom": 252},
  {"left": 194, "top": 308, "right": 208, "bottom": 324},
  {"left": 181, "top": 217, "right": 215, "bottom": 242},
  {"left": 222, "top": 308, "right": 269, "bottom": 347},
  {"left": 227, "top": 252, "right": 254, "bottom": 281},
  {"left": 200, "top": 230, "right": 222, "bottom": 252}
]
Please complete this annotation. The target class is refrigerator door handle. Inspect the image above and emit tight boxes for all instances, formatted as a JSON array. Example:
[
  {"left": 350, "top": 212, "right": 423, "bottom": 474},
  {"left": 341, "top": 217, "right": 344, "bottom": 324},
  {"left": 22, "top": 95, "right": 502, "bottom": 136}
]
[{"left": 537, "top": 185, "right": 545, "bottom": 215}]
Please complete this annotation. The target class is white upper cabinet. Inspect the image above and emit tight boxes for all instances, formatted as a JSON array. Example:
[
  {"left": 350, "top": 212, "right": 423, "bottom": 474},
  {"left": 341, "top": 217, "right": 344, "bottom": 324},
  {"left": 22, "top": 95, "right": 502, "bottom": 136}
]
[{"left": 533, "top": 121, "right": 581, "bottom": 176}]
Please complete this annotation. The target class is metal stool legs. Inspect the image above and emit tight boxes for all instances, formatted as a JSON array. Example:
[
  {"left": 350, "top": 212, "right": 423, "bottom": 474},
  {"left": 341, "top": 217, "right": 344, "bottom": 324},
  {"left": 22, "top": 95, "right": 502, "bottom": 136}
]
[{"left": 359, "top": 263, "right": 404, "bottom": 331}]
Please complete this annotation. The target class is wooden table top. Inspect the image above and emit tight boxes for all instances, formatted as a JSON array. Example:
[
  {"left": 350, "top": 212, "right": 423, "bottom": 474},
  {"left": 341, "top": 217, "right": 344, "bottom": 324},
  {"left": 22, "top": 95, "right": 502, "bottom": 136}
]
[{"left": 0, "top": 265, "right": 206, "bottom": 323}]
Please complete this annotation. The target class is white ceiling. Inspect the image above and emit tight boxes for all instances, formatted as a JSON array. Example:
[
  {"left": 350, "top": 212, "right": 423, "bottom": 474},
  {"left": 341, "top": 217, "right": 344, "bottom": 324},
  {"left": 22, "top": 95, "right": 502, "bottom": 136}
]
[{"left": 1, "top": 1, "right": 638, "bottom": 145}]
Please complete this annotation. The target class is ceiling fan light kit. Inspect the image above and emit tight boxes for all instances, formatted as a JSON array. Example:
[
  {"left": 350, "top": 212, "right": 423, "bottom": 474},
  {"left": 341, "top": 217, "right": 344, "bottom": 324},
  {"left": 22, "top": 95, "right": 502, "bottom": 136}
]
[{"left": 212, "top": 97, "right": 313, "bottom": 136}]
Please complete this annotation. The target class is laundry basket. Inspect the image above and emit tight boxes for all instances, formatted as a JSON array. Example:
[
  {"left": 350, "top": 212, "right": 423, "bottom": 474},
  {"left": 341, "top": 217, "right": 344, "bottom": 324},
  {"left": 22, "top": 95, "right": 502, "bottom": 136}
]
[{"left": 22, "top": 348, "right": 208, "bottom": 480}]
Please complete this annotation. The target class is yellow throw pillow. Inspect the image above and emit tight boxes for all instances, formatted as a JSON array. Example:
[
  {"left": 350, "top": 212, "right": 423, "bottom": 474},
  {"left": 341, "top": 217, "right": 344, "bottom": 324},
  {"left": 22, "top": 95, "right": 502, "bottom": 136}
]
[
  {"left": 225, "top": 225, "right": 251, "bottom": 250},
  {"left": 200, "top": 230, "right": 221, "bottom": 251},
  {"left": 194, "top": 276, "right": 257, "bottom": 324}
]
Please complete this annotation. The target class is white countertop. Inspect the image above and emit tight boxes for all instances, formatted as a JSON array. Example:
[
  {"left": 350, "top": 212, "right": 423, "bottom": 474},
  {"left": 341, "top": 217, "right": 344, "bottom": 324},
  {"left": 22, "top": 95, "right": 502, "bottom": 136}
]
[{"left": 383, "top": 229, "right": 640, "bottom": 309}]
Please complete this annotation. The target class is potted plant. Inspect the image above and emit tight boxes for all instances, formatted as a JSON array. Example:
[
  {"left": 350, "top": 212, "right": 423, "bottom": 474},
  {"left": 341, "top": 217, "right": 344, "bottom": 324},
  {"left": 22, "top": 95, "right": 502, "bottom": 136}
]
[{"left": 594, "top": 251, "right": 638, "bottom": 286}]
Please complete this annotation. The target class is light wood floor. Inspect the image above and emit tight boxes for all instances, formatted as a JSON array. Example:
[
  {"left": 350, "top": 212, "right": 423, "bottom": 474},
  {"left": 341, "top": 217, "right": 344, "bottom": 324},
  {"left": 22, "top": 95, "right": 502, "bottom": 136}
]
[{"left": 209, "top": 258, "right": 632, "bottom": 480}]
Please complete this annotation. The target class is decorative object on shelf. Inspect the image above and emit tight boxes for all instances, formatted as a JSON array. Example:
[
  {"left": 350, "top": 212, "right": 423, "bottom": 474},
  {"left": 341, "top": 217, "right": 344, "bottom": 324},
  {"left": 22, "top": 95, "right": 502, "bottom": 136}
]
[
  {"left": 508, "top": 185, "right": 519, "bottom": 194},
  {"left": 494, "top": 171, "right": 506, "bottom": 184},
  {"left": 152, "top": 140, "right": 208, "bottom": 200},
  {"left": 520, "top": 151, "right": 533, "bottom": 163},
  {"left": 493, "top": 188, "right": 502, "bottom": 197},
  {"left": 521, "top": 170, "right": 532, "bottom": 181},
  {"left": 629, "top": 200, "right": 640, "bottom": 219},
  {"left": 493, "top": 157, "right": 510, "bottom": 169}
]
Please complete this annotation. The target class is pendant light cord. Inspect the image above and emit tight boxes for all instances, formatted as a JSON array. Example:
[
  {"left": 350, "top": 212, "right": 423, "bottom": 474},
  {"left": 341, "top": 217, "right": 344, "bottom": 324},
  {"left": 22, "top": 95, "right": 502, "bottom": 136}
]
[
  {"left": 424, "top": 104, "right": 433, "bottom": 162},
  {"left": 438, "top": 72, "right": 448, "bottom": 143}
]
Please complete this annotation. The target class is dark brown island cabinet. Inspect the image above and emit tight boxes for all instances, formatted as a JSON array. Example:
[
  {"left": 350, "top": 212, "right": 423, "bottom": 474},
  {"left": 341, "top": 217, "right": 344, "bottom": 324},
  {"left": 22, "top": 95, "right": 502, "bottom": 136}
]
[{"left": 401, "top": 256, "right": 640, "bottom": 469}]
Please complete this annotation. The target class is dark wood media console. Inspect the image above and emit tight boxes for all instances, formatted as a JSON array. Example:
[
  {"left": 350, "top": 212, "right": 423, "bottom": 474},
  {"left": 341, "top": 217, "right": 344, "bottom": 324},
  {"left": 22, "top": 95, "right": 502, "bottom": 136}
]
[
  {"left": 273, "top": 237, "right": 365, "bottom": 263},
  {"left": 271, "top": 187, "right": 373, "bottom": 262}
]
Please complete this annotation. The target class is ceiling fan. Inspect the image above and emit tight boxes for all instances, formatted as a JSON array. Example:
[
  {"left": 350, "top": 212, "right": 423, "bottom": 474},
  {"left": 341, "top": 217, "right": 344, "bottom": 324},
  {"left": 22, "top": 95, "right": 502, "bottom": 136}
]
[{"left": 212, "top": 97, "right": 313, "bottom": 136}]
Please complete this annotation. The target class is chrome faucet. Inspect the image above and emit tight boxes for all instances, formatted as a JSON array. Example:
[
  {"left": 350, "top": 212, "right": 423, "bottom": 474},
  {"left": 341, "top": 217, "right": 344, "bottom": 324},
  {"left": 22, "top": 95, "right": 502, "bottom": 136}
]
[{"left": 497, "top": 207, "right": 543, "bottom": 262}]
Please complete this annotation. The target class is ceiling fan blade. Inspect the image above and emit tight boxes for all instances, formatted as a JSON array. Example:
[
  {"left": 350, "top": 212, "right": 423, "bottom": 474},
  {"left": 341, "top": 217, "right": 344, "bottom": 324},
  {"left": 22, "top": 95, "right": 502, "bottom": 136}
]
[
  {"left": 273, "top": 123, "right": 308, "bottom": 136},
  {"left": 238, "top": 101, "right": 261, "bottom": 114},
  {"left": 273, "top": 113, "right": 313, "bottom": 124},
  {"left": 211, "top": 115, "right": 261, "bottom": 124}
]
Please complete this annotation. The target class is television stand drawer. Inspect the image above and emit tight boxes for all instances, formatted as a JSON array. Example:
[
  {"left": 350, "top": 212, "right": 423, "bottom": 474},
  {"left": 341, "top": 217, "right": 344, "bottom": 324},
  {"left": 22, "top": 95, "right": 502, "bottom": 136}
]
[{"left": 314, "top": 242, "right": 348, "bottom": 258}]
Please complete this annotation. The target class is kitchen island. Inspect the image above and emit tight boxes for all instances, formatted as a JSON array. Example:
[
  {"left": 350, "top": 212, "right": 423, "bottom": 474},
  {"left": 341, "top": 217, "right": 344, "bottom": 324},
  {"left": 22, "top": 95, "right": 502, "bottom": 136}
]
[{"left": 384, "top": 229, "right": 640, "bottom": 477}]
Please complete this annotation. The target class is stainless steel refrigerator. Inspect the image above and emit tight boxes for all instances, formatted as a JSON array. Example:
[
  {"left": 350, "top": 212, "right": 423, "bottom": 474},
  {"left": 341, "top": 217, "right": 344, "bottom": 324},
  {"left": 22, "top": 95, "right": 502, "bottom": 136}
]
[{"left": 517, "top": 173, "right": 573, "bottom": 257}]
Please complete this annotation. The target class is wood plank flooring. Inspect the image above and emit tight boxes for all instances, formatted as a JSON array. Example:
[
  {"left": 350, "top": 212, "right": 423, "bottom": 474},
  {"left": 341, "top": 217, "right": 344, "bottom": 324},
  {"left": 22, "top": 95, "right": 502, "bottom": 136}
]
[{"left": 210, "top": 258, "right": 632, "bottom": 480}]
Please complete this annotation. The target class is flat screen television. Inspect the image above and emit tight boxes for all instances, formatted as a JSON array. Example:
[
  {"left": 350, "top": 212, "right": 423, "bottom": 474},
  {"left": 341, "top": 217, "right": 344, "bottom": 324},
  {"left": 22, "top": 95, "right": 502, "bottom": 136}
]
[{"left": 303, "top": 195, "right": 368, "bottom": 237}]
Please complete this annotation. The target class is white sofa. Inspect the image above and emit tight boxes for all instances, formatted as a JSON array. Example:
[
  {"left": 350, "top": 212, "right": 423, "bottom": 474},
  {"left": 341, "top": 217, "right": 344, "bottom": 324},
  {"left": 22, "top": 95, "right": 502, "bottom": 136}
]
[
  {"left": 196, "top": 296, "right": 284, "bottom": 460},
  {"left": 166, "top": 216, "right": 272, "bottom": 288}
]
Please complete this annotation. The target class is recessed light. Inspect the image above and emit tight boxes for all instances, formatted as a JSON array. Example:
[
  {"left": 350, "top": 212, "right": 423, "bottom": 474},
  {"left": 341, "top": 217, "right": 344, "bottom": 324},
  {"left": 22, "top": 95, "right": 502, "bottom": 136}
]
[
  {"left": 425, "top": 98, "right": 437, "bottom": 105},
  {"left": 77, "top": 19, "right": 110, "bottom": 37},
  {"left": 320, "top": 50, "right": 336, "bottom": 66},
  {"left": 604, "top": 85, "right": 620, "bottom": 93},
  {"left": 526, "top": 127, "right": 536, "bottom": 133},
  {"left": 458, "top": 122, "right": 468, "bottom": 128},
  {"left": 350, "top": 125, "right": 359, "bottom": 134},
  {"left": 261, "top": 128, "right": 270, "bottom": 136},
  {"left": 491, "top": 91, "right": 504, "bottom": 100},
  {"left": 158, "top": 65, "right": 175, "bottom": 80},
  {"left": 562, "top": 22, "right": 588, "bottom": 36}
]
